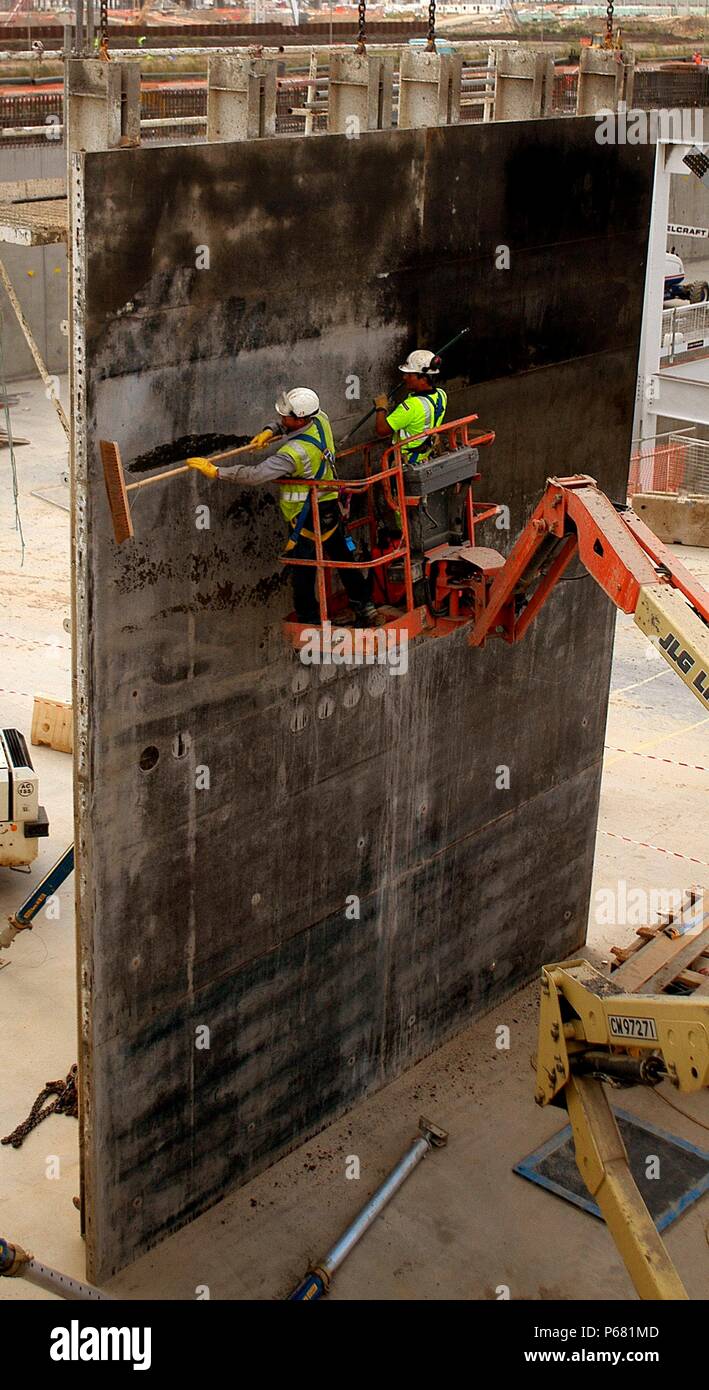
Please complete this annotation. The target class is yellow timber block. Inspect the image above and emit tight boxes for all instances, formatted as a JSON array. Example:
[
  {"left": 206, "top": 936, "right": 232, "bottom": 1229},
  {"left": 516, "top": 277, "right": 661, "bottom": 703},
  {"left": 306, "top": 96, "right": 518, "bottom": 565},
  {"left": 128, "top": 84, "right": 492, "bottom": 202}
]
[{"left": 30, "top": 695, "right": 73, "bottom": 754}]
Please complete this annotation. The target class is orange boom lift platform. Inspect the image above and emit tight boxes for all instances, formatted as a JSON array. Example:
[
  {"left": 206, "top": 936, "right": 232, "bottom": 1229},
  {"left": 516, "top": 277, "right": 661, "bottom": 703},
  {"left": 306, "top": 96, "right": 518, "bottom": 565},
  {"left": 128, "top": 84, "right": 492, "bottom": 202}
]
[{"left": 100, "top": 420, "right": 709, "bottom": 705}]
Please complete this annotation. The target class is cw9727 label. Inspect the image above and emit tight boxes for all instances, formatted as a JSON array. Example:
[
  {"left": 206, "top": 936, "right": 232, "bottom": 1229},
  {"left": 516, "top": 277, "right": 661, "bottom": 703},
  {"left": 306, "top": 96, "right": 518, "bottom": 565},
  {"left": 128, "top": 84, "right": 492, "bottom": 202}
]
[{"left": 608, "top": 1014, "right": 658, "bottom": 1041}]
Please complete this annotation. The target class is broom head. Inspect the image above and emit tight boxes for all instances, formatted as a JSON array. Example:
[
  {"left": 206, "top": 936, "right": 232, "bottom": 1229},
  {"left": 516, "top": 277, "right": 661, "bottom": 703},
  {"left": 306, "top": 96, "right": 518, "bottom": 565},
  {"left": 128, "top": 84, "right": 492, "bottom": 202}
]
[{"left": 100, "top": 439, "right": 133, "bottom": 545}]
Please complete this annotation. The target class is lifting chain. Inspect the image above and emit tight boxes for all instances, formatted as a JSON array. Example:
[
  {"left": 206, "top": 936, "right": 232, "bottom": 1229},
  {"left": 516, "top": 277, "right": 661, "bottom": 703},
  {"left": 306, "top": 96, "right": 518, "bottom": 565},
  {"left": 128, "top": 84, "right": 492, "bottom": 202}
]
[
  {"left": 605, "top": 0, "right": 614, "bottom": 48},
  {"left": 426, "top": 0, "right": 437, "bottom": 51},
  {"left": 1, "top": 1064, "right": 78, "bottom": 1150},
  {"left": 355, "top": 0, "right": 366, "bottom": 54},
  {"left": 98, "top": 0, "right": 110, "bottom": 60}
]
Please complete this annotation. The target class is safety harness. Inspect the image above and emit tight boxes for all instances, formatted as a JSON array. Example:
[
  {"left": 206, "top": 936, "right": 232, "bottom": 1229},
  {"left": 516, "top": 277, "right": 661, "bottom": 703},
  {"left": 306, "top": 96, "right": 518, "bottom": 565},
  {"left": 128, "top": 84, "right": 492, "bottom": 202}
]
[
  {"left": 284, "top": 416, "right": 339, "bottom": 552},
  {"left": 403, "top": 390, "right": 447, "bottom": 467}
]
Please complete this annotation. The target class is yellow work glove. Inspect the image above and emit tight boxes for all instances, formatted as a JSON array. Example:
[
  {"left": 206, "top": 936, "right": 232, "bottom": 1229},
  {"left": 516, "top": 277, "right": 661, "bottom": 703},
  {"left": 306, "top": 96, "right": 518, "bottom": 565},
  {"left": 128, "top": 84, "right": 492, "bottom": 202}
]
[
  {"left": 374, "top": 394, "right": 389, "bottom": 410},
  {"left": 249, "top": 428, "right": 275, "bottom": 448},
  {"left": 187, "top": 457, "right": 219, "bottom": 480}
]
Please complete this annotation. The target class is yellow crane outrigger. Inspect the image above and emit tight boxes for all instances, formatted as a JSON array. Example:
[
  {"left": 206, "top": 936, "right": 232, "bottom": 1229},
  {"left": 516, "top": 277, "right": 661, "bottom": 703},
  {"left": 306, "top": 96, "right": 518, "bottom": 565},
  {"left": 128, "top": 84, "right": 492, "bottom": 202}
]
[{"left": 535, "top": 954, "right": 709, "bottom": 1299}]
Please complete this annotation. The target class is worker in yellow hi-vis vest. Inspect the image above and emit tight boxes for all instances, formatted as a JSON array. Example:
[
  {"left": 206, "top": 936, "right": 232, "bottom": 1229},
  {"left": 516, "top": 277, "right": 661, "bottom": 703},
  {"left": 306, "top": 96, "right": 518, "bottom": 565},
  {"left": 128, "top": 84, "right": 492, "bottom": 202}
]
[
  {"left": 373, "top": 348, "right": 448, "bottom": 465},
  {"left": 187, "top": 388, "right": 376, "bottom": 627}
]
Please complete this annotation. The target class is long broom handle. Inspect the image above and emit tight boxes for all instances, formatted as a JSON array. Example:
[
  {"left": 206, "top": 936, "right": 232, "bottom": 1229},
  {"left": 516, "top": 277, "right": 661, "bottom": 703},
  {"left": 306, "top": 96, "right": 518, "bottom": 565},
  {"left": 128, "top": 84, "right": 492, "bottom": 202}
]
[
  {"left": 123, "top": 329, "right": 472, "bottom": 493},
  {"left": 126, "top": 465, "right": 190, "bottom": 491},
  {"left": 339, "top": 325, "right": 471, "bottom": 444},
  {"left": 124, "top": 439, "right": 264, "bottom": 492}
]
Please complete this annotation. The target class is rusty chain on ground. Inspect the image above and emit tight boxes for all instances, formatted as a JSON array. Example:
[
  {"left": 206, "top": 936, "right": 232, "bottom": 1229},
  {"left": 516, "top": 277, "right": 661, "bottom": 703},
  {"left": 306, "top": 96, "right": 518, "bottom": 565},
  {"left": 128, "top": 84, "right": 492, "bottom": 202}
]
[{"left": 1, "top": 1065, "right": 78, "bottom": 1150}]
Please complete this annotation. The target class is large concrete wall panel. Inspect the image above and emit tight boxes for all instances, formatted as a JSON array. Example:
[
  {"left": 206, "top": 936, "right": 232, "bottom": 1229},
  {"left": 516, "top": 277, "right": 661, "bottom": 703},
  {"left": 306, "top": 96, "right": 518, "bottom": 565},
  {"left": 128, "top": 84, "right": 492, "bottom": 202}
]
[
  {"left": 0, "top": 242, "right": 68, "bottom": 381},
  {"left": 72, "top": 118, "right": 653, "bottom": 1279},
  {"left": 0, "top": 145, "right": 68, "bottom": 380}
]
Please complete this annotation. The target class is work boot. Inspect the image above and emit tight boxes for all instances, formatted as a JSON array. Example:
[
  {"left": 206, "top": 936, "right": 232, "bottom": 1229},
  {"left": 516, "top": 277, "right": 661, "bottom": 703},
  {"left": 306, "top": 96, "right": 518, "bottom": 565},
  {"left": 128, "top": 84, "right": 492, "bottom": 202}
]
[{"left": 352, "top": 602, "right": 378, "bottom": 627}]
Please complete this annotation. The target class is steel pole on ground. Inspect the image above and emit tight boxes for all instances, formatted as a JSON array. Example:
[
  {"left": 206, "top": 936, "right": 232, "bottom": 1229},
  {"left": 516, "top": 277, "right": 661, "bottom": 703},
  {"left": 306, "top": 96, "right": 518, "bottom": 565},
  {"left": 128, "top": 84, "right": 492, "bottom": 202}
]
[
  {"left": 287, "top": 1117, "right": 448, "bottom": 1300},
  {"left": 1, "top": 843, "right": 75, "bottom": 952},
  {"left": 0, "top": 1239, "right": 113, "bottom": 1300}
]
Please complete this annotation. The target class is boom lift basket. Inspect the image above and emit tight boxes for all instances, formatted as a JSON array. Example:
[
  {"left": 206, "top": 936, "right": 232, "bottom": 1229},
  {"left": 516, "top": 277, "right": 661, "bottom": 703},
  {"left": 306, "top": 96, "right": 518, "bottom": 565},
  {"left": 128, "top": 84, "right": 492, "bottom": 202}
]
[{"left": 279, "top": 413, "right": 497, "bottom": 645}]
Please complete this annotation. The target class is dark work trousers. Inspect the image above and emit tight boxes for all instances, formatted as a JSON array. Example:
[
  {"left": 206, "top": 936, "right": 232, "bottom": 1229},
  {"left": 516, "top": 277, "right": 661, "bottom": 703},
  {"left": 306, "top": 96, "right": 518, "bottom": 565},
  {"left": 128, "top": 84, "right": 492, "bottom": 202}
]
[{"left": 288, "top": 500, "right": 371, "bottom": 623}]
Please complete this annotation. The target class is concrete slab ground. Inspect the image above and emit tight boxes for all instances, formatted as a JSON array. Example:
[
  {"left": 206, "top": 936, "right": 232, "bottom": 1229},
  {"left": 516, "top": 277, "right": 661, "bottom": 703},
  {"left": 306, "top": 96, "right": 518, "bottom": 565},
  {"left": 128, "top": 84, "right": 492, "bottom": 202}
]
[{"left": 1, "top": 379, "right": 707, "bottom": 1301}]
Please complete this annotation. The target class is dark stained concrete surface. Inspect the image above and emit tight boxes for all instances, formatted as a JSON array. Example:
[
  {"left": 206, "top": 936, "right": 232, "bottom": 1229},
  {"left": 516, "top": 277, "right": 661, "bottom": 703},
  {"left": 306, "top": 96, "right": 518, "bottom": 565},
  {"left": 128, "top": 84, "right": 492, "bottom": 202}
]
[{"left": 71, "top": 118, "right": 654, "bottom": 1278}]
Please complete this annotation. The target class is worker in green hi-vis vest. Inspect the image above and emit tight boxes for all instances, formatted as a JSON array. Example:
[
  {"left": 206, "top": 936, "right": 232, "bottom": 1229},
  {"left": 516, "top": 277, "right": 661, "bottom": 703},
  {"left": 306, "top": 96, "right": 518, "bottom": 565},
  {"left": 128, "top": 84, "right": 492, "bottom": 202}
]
[{"left": 373, "top": 348, "right": 448, "bottom": 466}]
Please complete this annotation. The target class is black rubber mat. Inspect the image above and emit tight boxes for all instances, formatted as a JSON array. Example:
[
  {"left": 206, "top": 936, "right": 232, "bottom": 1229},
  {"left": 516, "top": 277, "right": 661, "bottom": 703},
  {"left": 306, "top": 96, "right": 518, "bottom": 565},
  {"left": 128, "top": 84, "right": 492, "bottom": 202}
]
[{"left": 514, "top": 1107, "right": 709, "bottom": 1231}]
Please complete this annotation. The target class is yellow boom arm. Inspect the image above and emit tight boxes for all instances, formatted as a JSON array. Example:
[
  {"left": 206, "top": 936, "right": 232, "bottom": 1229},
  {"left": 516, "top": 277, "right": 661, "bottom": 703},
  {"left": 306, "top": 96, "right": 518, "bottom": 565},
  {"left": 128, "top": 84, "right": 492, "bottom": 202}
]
[{"left": 536, "top": 957, "right": 709, "bottom": 1300}]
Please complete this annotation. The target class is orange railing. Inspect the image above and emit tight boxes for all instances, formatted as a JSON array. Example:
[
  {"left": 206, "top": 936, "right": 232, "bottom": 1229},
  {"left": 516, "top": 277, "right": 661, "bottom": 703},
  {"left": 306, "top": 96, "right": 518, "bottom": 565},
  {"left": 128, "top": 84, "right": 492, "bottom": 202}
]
[
  {"left": 628, "top": 438, "right": 688, "bottom": 496},
  {"left": 277, "top": 414, "right": 496, "bottom": 627}
]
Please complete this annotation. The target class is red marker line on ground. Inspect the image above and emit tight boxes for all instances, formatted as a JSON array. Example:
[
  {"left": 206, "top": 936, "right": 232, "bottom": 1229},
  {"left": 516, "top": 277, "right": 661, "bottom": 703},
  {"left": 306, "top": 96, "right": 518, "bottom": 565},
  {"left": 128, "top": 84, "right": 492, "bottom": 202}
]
[
  {"left": 605, "top": 746, "right": 709, "bottom": 773},
  {"left": 601, "top": 829, "right": 709, "bottom": 869},
  {"left": 0, "top": 631, "right": 69, "bottom": 651}
]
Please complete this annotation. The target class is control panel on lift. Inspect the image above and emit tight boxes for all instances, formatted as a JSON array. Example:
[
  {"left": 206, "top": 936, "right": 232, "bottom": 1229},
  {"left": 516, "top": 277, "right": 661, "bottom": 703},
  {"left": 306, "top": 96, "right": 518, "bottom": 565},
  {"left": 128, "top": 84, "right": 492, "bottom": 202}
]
[
  {"left": 403, "top": 445, "right": 480, "bottom": 496},
  {"left": 404, "top": 445, "right": 483, "bottom": 583}
]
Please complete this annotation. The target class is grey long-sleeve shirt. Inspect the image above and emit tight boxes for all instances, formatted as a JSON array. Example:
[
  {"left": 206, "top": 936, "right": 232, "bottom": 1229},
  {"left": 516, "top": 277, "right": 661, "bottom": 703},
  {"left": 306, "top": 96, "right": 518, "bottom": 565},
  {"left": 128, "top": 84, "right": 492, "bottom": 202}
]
[
  {"left": 217, "top": 449, "right": 296, "bottom": 485},
  {"left": 218, "top": 426, "right": 295, "bottom": 485}
]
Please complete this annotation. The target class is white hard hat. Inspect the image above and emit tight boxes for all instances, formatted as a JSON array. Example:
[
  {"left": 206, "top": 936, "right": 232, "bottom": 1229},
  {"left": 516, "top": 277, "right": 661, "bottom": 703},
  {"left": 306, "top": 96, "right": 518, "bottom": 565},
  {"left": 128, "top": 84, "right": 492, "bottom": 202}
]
[
  {"left": 398, "top": 349, "right": 439, "bottom": 376},
  {"left": 275, "top": 387, "right": 320, "bottom": 418}
]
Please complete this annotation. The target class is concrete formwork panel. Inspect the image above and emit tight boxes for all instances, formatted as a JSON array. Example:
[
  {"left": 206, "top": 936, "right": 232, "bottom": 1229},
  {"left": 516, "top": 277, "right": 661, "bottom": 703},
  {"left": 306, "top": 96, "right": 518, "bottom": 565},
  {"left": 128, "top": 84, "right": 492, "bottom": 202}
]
[
  {"left": 207, "top": 55, "right": 277, "bottom": 142},
  {"left": 398, "top": 47, "right": 462, "bottom": 128},
  {"left": 576, "top": 47, "right": 634, "bottom": 116},
  {"left": 493, "top": 50, "right": 553, "bottom": 122},
  {"left": 328, "top": 51, "right": 394, "bottom": 134},
  {"left": 67, "top": 58, "right": 140, "bottom": 152},
  {"left": 71, "top": 118, "right": 653, "bottom": 1279}
]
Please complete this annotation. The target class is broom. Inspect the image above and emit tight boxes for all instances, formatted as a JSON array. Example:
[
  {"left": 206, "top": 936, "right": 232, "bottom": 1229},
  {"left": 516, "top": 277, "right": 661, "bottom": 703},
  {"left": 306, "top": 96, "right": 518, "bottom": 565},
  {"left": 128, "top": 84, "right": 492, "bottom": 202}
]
[{"left": 100, "top": 437, "right": 265, "bottom": 545}]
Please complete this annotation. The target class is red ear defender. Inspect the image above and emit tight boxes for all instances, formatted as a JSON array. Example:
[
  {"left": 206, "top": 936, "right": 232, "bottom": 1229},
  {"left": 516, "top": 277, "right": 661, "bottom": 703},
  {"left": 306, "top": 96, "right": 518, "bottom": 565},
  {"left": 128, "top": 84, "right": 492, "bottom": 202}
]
[{"left": 432, "top": 356, "right": 442, "bottom": 371}]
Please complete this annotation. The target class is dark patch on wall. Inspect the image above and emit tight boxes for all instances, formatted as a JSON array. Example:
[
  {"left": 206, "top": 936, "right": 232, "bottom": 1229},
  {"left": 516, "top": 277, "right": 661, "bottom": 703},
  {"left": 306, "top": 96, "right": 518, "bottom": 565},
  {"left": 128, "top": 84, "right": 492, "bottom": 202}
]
[
  {"left": 130, "top": 433, "right": 250, "bottom": 475},
  {"left": 74, "top": 118, "right": 653, "bottom": 1279}
]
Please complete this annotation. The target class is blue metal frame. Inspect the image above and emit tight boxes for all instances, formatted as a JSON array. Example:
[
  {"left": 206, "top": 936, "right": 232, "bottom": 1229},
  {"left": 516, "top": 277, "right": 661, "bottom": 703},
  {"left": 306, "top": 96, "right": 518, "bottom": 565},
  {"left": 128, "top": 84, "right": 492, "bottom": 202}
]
[
  {"left": 514, "top": 1106, "right": 709, "bottom": 1232},
  {"left": 12, "top": 844, "right": 74, "bottom": 928}
]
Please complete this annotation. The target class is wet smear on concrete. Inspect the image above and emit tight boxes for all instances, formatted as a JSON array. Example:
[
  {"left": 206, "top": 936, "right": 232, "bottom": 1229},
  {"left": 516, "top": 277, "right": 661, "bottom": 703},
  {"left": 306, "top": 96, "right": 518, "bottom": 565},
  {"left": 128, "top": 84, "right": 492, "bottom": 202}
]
[
  {"left": 224, "top": 490, "right": 276, "bottom": 523},
  {"left": 146, "top": 571, "right": 287, "bottom": 616},
  {"left": 129, "top": 434, "right": 250, "bottom": 475},
  {"left": 114, "top": 550, "right": 178, "bottom": 594}
]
